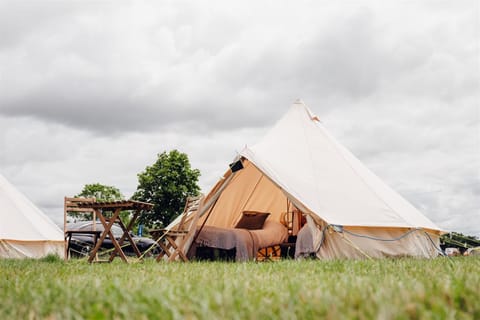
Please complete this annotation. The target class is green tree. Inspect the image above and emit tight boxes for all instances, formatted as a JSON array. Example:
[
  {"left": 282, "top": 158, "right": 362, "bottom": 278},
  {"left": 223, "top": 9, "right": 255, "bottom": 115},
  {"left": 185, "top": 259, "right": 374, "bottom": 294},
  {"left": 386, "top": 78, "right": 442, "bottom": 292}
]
[
  {"left": 69, "top": 183, "right": 126, "bottom": 221},
  {"left": 133, "top": 150, "right": 201, "bottom": 228},
  {"left": 76, "top": 183, "right": 124, "bottom": 201}
]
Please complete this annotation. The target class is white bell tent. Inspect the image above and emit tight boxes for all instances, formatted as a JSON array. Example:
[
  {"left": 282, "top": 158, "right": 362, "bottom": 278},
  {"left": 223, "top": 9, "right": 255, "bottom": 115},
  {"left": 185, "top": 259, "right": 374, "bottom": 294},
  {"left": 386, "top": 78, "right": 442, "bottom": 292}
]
[
  {"left": 193, "top": 100, "right": 443, "bottom": 259},
  {"left": 0, "top": 174, "right": 64, "bottom": 258}
]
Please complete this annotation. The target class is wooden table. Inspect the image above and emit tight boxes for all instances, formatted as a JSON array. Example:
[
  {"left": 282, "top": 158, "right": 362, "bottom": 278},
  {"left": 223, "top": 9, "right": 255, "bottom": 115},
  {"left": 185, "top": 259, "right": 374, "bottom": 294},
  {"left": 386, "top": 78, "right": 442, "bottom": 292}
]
[{"left": 76, "top": 200, "right": 153, "bottom": 263}]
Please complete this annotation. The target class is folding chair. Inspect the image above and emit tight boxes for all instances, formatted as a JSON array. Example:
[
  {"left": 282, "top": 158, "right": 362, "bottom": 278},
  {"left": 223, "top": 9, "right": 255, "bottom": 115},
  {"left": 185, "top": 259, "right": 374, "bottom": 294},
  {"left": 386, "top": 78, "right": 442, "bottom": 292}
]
[
  {"left": 152, "top": 196, "right": 202, "bottom": 262},
  {"left": 64, "top": 197, "right": 96, "bottom": 260}
]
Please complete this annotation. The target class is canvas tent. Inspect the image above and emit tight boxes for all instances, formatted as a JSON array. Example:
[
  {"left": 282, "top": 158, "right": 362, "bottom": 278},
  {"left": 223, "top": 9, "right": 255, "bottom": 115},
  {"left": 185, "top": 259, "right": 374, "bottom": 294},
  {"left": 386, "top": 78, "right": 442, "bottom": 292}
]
[
  {"left": 0, "top": 174, "right": 64, "bottom": 258},
  {"left": 180, "top": 100, "right": 443, "bottom": 260}
]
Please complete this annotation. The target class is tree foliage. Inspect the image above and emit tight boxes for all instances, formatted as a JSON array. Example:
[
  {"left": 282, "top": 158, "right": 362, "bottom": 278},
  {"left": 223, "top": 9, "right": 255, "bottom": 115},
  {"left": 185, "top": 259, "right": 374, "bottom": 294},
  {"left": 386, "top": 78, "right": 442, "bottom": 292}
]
[
  {"left": 69, "top": 183, "right": 125, "bottom": 220},
  {"left": 76, "top": 183, "right": 124, "bottom": 201},
  {"left": 133, "top": 150, "right": 201, "bottom": 228}
]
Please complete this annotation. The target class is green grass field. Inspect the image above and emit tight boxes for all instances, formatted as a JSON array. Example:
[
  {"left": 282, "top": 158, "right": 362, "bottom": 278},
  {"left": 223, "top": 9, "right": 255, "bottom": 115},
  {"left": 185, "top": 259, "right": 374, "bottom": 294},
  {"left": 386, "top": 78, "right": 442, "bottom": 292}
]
[{"left": 1, "top": 256, "right": 478, "bottom": 319}]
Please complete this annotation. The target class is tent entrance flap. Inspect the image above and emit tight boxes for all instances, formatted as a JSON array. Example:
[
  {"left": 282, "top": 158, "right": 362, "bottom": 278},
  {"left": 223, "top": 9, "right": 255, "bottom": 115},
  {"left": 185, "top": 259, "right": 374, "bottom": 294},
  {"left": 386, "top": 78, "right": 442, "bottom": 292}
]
[{"left": 198, "top": 159, "right": 291, "bottom": 229}]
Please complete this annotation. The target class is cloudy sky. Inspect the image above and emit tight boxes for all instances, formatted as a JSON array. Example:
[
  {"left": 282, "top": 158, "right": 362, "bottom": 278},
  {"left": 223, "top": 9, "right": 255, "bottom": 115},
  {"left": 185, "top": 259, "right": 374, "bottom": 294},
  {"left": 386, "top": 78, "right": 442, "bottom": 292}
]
[{"left": 0, "top": 1, "right": 478, "bottom": 236}]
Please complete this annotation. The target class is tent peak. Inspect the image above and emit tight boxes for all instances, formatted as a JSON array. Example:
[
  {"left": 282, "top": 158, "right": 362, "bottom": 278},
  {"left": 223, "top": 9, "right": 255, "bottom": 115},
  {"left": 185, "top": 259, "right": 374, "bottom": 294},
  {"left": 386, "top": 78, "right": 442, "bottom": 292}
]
[
  {"left": 292, "top": 99, "right": 320, "bottom": 122},
  {"left": 294, "top": 98, "right": 305, "bottom": 105}
]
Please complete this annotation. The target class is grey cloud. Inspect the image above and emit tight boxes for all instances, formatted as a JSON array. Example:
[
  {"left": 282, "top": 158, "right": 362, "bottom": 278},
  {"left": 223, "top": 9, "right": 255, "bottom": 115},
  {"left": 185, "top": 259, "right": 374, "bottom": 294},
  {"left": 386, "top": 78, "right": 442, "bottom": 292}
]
[
  {"left": 1, "top": 3, "right": 475, "bottom": 137},
  {"left": 213, "top": 8, "right": 386, "bottom": 101},
  {"left": 0, "top": 6, "right": 397, "bottom": 134},
  {"left": 0, "top": 76, "right": 272, "bottom": 135},
  {"left": 0, "top": 1, "right": 82, "bottom": 49}
]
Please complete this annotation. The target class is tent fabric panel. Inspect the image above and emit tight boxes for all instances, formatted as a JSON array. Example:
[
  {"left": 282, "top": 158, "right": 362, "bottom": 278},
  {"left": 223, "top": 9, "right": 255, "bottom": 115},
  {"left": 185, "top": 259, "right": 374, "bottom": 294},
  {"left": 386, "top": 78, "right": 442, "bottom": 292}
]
[
  {"left": 0, "top": 240, "right": 64, "bottom": 259},
  {"left": 199, "top": 161, "right": 262, "bottom": 228},
  {"left": 327, "top": 131, "right": 441, "bottom": 230},
  {"left": 317, "top": 227, "right": 440, "bottom": 259},
  {"left": 0, "top": 174, "right": 64, "bottom": 259},
  {"left": 242, "top": 148, "right": 416, "bottom": 229},
  {"left": 0, "top": 174, "right": 64, "bottom": 241},
  {"left": 242, "top": 104, "right": 402, "bottom": 226},
  {"left": 200, "top": 161, "right": 288, "bottom": 228},
  {"left": 241, "top": 101, "right": 441, "bottom": 231},
  {"left": 0, "top": 192, "right": 62, "bottom": 240}
]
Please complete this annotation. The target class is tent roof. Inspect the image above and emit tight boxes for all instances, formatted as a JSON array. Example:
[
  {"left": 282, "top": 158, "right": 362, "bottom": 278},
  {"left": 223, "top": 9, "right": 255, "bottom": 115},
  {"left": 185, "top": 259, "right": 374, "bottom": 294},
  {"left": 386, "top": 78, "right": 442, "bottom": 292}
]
[
  {"left": 0, "top": 174, "right": 63, "bottom": 241},
  {"left": 240, "top": 100, "right": 441, "bottom": 230}
]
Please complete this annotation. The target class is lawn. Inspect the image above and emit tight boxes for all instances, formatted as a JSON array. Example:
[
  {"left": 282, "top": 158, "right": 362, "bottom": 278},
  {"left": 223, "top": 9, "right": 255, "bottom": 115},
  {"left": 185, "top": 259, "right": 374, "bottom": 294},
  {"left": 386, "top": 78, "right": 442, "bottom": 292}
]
[{"left": 1, "top": 256, "right": 478, "bottom": 319}]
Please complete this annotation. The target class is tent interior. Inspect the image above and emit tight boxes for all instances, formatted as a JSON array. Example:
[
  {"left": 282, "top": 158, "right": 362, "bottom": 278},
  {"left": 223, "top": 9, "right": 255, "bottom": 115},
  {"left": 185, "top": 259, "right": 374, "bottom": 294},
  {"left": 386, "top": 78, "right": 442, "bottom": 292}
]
[{"left": 186, "top": 159, "right": 442, "bottom": 261}]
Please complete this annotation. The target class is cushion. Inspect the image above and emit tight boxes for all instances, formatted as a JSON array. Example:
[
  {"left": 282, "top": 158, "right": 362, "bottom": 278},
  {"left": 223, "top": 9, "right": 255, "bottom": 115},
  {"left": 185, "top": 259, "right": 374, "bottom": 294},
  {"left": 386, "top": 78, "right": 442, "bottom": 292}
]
[{"left": 235, "top": 211, "right": 270, "bottom": 230}]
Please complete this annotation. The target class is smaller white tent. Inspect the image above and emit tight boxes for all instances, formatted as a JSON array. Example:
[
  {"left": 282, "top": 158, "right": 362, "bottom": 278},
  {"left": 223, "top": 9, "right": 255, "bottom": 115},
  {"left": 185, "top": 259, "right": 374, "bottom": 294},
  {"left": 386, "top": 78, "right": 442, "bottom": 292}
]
[{"left": 0, "top": 174, "right": 64, "bottom": 258}]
